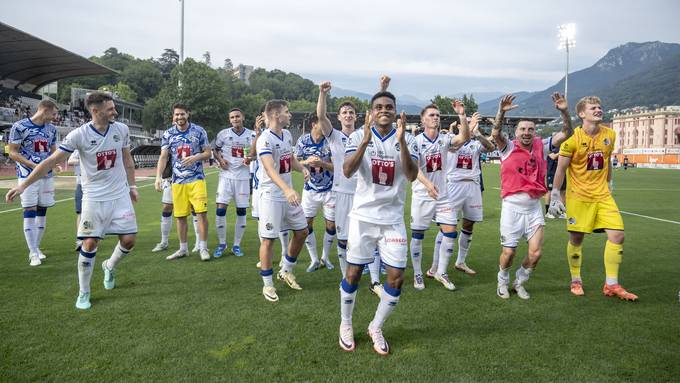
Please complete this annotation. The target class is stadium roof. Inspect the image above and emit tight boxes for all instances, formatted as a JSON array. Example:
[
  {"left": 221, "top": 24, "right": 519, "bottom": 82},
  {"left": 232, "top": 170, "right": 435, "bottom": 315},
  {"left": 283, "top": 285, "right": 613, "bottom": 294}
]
[{"left": 0, "top": 22, "right": 117, "bottom": 93}]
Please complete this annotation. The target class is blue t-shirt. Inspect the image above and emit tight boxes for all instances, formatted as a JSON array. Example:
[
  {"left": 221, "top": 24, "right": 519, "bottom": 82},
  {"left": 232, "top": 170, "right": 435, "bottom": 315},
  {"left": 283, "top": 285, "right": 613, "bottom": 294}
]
[
  {"left": 161, "top": 123, "right": 209, "bottom": 184},
  {"left": 9, "top": 118, "right": 57, "bottom": 178},
  {"left": 295, "top": 133, "right": 333, "bottom": 192}
]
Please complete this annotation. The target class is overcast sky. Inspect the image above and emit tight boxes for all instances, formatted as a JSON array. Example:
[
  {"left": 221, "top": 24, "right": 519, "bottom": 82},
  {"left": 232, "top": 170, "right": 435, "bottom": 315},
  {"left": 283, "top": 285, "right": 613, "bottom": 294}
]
[{"left": 3, "top": 0, "right": 680, "bottom": 99}]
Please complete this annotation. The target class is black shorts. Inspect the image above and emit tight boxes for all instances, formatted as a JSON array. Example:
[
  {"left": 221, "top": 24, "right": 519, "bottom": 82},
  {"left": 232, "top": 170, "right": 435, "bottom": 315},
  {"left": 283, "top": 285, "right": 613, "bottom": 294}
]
[{"left": 546, "top": 174, "right": 566, "bottom": 191}]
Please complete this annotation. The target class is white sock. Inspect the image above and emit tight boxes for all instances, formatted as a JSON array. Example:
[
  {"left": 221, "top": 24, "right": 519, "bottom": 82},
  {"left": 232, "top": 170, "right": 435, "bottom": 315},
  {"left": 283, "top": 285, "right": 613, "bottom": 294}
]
[
  {"left": 456, "top": 231, "right": 472, "bottom": 265},
  {"left": 78, "top": 249, "right": 97, "bottom": 293},
  {"left": 35, "top": 214, "right": 46, "bottom": 248},
  {"left": 160, "top": 214, "right": 172, "bottom": 244},
  {"left": 198, "top": 240, "right": 207, "bottom": 251},
  {"left": 279, "top": 231, "right": 289, "bottom": 258},
  {"left": 261, "top": 269, "right": 274, "bottom": 287},
  {"left": 337, "top": 243, "right": 348, "bottom": 279},
  {"left": 431, "top": 230, "right": 443, "bottom": 274},
  {"left": 281, "top": 255, "right": 296, "bottom": 273},
  {"left": 436, "top": 235, "right": 456, "bottom": 276},
  {"left": 321, "top": 230, "right": 335, "bottom": 261},
  {"left": 410, "top": 236, "right": 423, "bottom": 276},
  {"left": 498, "top": 266, "right": 510, "bottom": 285},
  {"left": 305, "top": 230, "right": 319, "bottom": 263},
  {"left": 180, "top": 242, "right": 189, "bottom": 252},
  {"left": 23, "top": 214, "right": 38, "bottom": 253},
  {"left": 106, "top": 243, "right": 130, "bottom": 270},
  {"left": 192, "top": 213, "right": 199, "bottom": 241},
  {"left": 368, "top": 255, "right": 380, "bottom": 284},
  {"left": 369, "top": 284, "right": 400, "bottom": 330},
  {"left": 234, "top": 214, "right": 246, "bottom": 246},
  {"left": 216, "top": 211, "right": 227, "bottom": 246},
  {"left": 340, "top": 279, "right": 358, "bottom": 325},
  {"left": 515, "top": 266, "right": 533, "bottom": 286}
]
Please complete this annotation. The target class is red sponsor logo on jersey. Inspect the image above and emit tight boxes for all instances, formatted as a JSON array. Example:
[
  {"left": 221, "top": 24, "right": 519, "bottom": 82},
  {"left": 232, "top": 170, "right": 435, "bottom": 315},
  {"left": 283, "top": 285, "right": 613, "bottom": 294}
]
[
  {"left": 456, "top": 153, "right": 473, "bottom": 169},
  {"left": 385, "top": 237, "right": 407, "bottom": 244},
  {"left": 231, "top": 146, "right": 244, "bottom": 158},
  {"left": 177, "top": 144, "right": 191, "bottom": 160},
  {"left": 96, "top": 149, "right": 117, "bottom": 170},
  {"left": 371, "top": 158, "right": 395, "bottom": 186},
  {"left": 33, "top": 139, "right": 49, "bottom": 153},
  {"left": 587, "top": 151, "right": 604, "bottom": 170},
  {"left": 279, "top": 153, "right": 291, "bottom": 174},
  {"left": 426, "top": 152, "right": 442, "bottom": 172}
]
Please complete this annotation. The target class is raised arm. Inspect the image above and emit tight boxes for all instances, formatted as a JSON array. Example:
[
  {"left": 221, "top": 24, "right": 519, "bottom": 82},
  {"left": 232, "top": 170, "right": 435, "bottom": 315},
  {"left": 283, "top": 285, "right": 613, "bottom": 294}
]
[
  {"left": 379, "top": 75, "right": 391, "bottom": 92},
  {"left": 550, "top": 92, "right": 574, "bottom": 147},
  {"left": 317, "top": 82, "right": 333, "bottom": 137},
  {"left": 491, "top": 94, "right": 517, "bottom": 151},
  {"left": 397, "top": 112, "right": 418, "bottom": 182},
  {"left": 449, "top": 99, "right": 471, "bottom": 149}
]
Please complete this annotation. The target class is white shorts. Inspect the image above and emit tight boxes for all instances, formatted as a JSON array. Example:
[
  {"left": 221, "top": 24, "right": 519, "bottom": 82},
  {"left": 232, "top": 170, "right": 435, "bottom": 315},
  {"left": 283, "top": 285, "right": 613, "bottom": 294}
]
[
  {"left": 448, "top": 181, "right": 484, "bottom": 222},
  {"left": 161, "top": 178, "right": 173, "bottom": 205},
  {"left": 301, "top": 189, "right": 335, "bottom": 221},
  {"left": 19, "top": 177, "right": 55, "bottom": 208},
  {"left": 78, "top": 195, "right": 138, "bottom": 239},
  {"left": 258, "top": 197, "right": 307, "bottom": 239},
  {"left": 410, "top": 196, "right": 457, "bottom": 230},
  {"left": 333, "top": 191, "right": 354, "bottom": 240},
  {"left": 499, "top": 197, "right": 544, "bottom": 248},
  {"left": 216, "top": 176, "right": 250, "bottom": 208},
  {"left": 346, "top": 217, "right": 408, "bottom": 269},
  {"left": 252, "top": 188, "right": 260, "bottom": 219}
]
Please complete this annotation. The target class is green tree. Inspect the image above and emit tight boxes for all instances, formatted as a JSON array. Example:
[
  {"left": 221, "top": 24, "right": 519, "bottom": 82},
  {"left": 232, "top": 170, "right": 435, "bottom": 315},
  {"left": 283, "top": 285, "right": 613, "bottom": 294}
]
[
  {"left": 98, "top": 83, "right": 138, "bottom": 103},
  {"left": 330, "top": 96, "right": 370, "bottom": 114},
  {"left": 121, "top": 59, "right": 164, "bottom": 103},
  {"left": 288, "top": 99, "right": 316, "bottom": 112},
  {"left": 430, "top": 95, "right": 455, "bottom": 114},
  {"left": 462, "top": 94, "right": 478, "bottom": 114},
  {"left": 156, "top": 49, "right": 179, "bottom": 79}
]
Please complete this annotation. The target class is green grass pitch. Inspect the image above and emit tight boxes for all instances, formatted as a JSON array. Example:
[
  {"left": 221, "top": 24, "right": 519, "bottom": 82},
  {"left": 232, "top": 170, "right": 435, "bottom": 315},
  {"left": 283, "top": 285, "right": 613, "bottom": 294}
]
[{"left": 1, "top": 165, "right": 679, "bottom": 382}]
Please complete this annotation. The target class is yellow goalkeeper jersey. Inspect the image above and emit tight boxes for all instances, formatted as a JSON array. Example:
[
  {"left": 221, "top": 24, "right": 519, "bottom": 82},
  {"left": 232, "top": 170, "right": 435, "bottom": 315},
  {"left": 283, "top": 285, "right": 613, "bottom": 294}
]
[{"left": 559, "top": 125, "right": 615, "bottom": 202}]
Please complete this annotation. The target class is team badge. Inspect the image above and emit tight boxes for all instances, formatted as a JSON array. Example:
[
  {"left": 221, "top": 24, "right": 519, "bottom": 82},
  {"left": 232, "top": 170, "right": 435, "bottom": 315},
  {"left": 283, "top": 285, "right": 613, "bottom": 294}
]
[
  {"left": 266, "top": 223, "right": 273, "bottom": 230},
  {"left": 568, "top": 217, "right": 576, "bottom": 225},
  {"left": 603, "top": 138, "right": 610, "bottom": 145},
  {"left": 113, "top": 134, "right": 120, "bottom": 142}
]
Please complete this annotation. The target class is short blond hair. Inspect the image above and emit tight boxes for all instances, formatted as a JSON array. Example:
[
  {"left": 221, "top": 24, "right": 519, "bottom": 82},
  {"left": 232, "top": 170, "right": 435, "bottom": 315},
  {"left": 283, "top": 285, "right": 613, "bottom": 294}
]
[{"left": 576, "top": 96, "right": 601, "bottom": 115}]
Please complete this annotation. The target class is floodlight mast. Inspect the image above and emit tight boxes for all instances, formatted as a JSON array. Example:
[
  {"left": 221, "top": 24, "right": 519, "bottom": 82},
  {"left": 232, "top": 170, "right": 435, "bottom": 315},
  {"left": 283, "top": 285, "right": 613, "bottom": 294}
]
[
  {"left": 558, "top": 23, "right": 576, "bottom": 101},
  {"left": 179, "top": 0, "right": 185, "bottom": 63}
]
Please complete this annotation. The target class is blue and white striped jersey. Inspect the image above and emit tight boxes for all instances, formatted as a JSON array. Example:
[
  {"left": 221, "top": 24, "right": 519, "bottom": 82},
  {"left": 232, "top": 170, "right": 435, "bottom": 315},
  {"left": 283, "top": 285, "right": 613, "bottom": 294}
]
[
  {"left": 9, "top": 118, "right": 57, "bottom": 178},
  {"left": 295, "top": 133, "right": 333, "bottom": 192},
  {"left": 161, "top": 123, "right": 209, "bottom": 184}
]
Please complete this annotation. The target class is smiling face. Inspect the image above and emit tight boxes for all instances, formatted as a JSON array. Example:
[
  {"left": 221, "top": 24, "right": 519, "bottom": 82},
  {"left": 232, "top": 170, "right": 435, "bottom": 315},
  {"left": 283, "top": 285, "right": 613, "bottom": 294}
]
[
  {"left": 371, "top": 96, "right": 396, "bottom": 128},
  {"left": 173, "top": 108, "right": 189, "bottom": 128},
  {"left": 337, "top": 105, "right": 356, "bottom": 128},
  {"left": 579, "top": 102, "right": 603, "bottom": 123},
  {"left": 515, "top": 120, "right": 536, "bottom": 147}
]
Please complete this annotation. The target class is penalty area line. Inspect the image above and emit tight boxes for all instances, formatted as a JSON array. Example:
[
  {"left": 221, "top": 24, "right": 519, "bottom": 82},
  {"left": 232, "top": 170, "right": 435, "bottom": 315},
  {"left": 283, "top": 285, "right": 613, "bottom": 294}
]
[{"left": 619, "top": 211, "right": 680, "bottom": 225}]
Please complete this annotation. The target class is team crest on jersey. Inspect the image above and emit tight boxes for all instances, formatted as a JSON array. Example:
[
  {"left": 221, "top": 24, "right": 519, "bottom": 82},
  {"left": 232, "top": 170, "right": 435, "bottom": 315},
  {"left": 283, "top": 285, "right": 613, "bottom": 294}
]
[
  {"left": 603, "top": 138, "right": 610, "bottom": 145},
  {"left": 394, "top": 142, "right": 400, "bottom": 151},
  {"left": 113, "top": 134, "right": 120, "bottom": 142}
]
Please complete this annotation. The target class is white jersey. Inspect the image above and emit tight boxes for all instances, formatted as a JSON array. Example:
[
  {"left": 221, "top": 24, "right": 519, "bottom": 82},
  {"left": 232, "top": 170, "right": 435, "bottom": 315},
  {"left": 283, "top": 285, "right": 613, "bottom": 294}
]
[
  {"left": 412, "top": 132, "right": 452, "bottom": 201},
  {"left": 447, "top": 139, "right": 483, "bottom": 183},
  {"left": 59, "top": 122, "right": 130, "bottom": 202},
  {"left": 256, "top": 128, "right": 294, "bottom": 202},
  {"left": 346, "top": 127, "right": 419, "bottom": 225},
  {"left": 214, "top": 127, "right": 255, "bottom": 180},
  {"left": 69, "top": 150, "right": 82, "bottom": 185},
  {"left": 326, "top": 128, "right": 357, "bottom": 194}
]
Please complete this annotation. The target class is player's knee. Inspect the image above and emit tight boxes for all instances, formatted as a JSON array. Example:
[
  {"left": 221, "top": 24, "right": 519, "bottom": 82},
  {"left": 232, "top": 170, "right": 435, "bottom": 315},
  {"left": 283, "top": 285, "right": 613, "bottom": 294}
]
[
  {"left": 569, "top": 232, "right": 585, "bottom": 246},
  {"left": 120, "top": 238, "right": 136, "bottom": 250},
  {"left": 386, "top": 270, "right": 405, "bottom": 289},
  {"left": 528, "top": 248, "right": 542, "bottom": 261},
  {"left": 215, "top": 207, "right": 227, "bottom": 217},
  {"left": 162, "top": 204, "right": 173, "bottom": 214},
  {"left": 462, "top": 219, "right": 474, "bottom": 232},
  {"left": 236, "top": 207, "right": 247, "bottom": 216},
  {"left": 36, "top": 206, "right": 47, "bottom": 216},
  {"left": 82, "top": 238, "right": 98, "bottom": 252},
  {"left": 294, "top": 227, "right": 309, "bottom": 239},
  {"left": 260, "top": 237, "right": 275, "bottom": 250},
  {"left": 608, "top": 230, "right": 624, "bottom": 244},
  {"left": 325, "top": 221, "right": 336, "bottom": 233}
]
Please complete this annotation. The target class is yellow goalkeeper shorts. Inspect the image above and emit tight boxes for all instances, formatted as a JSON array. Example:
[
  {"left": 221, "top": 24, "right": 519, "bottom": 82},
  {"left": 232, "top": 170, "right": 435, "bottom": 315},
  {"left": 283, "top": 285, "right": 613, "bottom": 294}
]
[{"left": 566, "top": 196, "right": 624, "bottom": 233}]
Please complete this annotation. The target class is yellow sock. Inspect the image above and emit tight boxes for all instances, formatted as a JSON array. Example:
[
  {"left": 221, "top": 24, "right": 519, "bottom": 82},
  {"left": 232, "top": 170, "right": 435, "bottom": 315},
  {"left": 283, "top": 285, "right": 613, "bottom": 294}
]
[
  {"left": 604, "top": 241, "right": 623, "bottom": 282},
  {"left": 567, "top": 242, "right": 582, "bottom": 280}
]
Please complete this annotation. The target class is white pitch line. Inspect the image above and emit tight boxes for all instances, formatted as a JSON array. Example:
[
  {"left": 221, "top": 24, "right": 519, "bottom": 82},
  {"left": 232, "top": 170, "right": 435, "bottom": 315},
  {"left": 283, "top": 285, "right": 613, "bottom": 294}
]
[{"left": 620, "top": 211, "right": 680, "bottom": 225}]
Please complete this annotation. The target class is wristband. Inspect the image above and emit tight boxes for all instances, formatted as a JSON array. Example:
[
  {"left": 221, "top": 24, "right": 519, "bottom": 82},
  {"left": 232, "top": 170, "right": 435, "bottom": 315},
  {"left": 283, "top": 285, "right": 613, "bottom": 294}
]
[{"left": 129, "top": 185, "right": 138, "bottom": 190}]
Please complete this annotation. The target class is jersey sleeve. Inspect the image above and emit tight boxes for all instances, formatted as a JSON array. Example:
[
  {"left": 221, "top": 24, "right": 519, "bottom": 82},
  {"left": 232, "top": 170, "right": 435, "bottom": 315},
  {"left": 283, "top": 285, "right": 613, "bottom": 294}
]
[
  {"left": 499, "top": 140, "right": 514, "bottom": 161},
  {"left": 199, "top": 127, "right": 209, "bottom": 151},
  {"left": 542, "top": 137, "right": 552, "bottom": 161},
  {"left": 214, "top": 131, "right": 224, "bottom": 149},
  {"left": 49, "top": 125, "right": 57, "bottom": 146},
  {"left": 9, "top": 122, "right": 23, "bottom": 145},
  {"left": 559, "top": 134, "right": 576, "bottom": 158},
  {"left": 346, "top": 131, "right": 362, "bottom": 154},
  {"left": 161, "top": 130, "right": 170, "bottom": 150},
  {"left": 295, "top": 136, "right": 305, "bottom": 158},
  {"left": 59, "top": 129, "right": 80, "bottom": 153},
  {"left": 406, "top": 134, "right": 419, "bottom": 161},
  {"left": 257, "top": 133, "right": 272, "bottom": 157},
  {"left": 121, "top": 124, "right": 130, "bottom": 148}
]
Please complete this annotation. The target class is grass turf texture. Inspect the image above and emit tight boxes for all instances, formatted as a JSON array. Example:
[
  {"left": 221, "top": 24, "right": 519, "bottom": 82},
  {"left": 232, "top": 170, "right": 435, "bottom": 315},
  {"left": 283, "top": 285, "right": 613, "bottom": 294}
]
[{"left": 1, "top": 165, "right": 679, "bottom": 382}]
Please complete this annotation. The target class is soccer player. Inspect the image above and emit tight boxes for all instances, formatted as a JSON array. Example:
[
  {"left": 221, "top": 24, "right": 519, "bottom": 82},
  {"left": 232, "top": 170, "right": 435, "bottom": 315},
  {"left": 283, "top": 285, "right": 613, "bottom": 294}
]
[
  {"left": 213, "top": 108, "right": 256, "bottom": 257},
  {"left": 8, "top": 99, "right": 58, "bottom": 266},
  {"left": 256, "top": 100, "right": 310, "bottom": 302},
  {"left": 409, "top": 102, "right": 471, "bottom": 291},
  {"left": 492, "top": 93, "right": 573, "bottom": 300},
  {"left": 155, "top": 103, "right": 212, "bottom": 261},
  {"left": 544, "top": 144, "right": 566, "bottom": 219},
  {"left": 7, "top": 92, "right": 139, "bottom": 309},
  {"left": 295, "top": 112, "right": 336, "bottom": 272},
  {"left": 338, "top": 91, "right": 419, "bottom": 355},
  {"left": 549, "top": 96, "right": 637, "bottom": 301}
]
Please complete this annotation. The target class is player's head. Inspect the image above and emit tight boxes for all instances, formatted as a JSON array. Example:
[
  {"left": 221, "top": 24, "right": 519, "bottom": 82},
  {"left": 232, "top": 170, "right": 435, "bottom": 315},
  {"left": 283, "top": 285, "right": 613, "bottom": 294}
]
[
  {"left": 370, "top": 91, "right": 396, "bottom": 128},
  {"left": 172, "top": 103, "right": 189, "bottom": 128},
  {"left": 264, "top": 99, "right": 290, "bottom": 128},
  {"left": 337, "top": 101, "right": 357, "bottom": 128},
  {"left": 420, "top": 104, "right": 440, "bottom": 131},
  {"left": 515, "top": 120, "right": 536, "bottom": 147},
  {"left": 86, "top": 92, "right": 117, "bottom": 123},
  {"left": 576, "top": 96, "right": 602, "bottom": 123},
  {"left": 36, "top": 99, "right": 58, "bottom": 123},
  {"left": 229, "top": 108, "right": 244, "bottom": 129},
  {"left": 308, "top": 112, "right": 321, "bottom": 134}
]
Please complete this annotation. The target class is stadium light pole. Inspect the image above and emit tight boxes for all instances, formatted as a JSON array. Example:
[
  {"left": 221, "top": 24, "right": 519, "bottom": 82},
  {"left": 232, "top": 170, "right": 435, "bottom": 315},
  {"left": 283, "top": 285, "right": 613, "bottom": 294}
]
[
  {"left": 179, "top": 0, "right": 185, "bottom": 63},
  {"left": 557, "top": 23, "right": 576, "bottom": 101}
]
